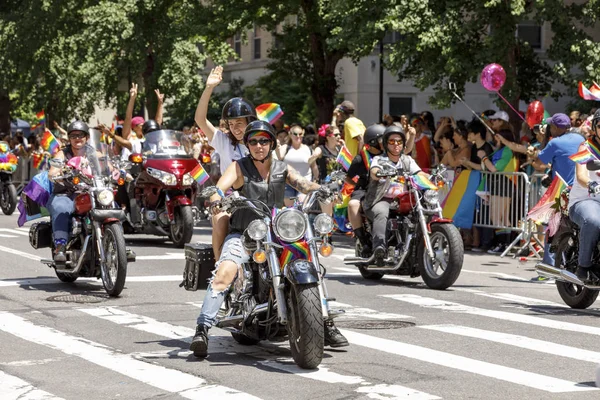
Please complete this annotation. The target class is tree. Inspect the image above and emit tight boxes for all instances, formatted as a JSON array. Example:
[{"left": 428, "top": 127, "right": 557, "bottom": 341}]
[
  {"left": 194, "top": 0, "right": 388, "bottom": 125},
  {"left": 380, "top": 0, "right": 600, "bottom": 122}
]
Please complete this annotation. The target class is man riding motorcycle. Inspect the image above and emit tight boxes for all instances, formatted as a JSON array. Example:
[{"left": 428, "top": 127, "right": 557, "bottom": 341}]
[
  {"left": 569, "top": 110, "right": 600, "bottom": 283},
  {"left": 365, "top": 125, "right": 429, "bottom": 263},
  {"left": 190, "top": 120, "right": 348, "bottom": 358}
]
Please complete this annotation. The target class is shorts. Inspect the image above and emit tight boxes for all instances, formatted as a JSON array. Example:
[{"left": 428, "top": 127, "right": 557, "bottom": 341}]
[
  {"left": 351, "top": 189, "right": 366, "bottom": 201},
  {"left": 215, "top": 233, "right": 250, "bottom": 270},
  {"left": 285, "top": 184, "right": 299, "bottom": 199}
]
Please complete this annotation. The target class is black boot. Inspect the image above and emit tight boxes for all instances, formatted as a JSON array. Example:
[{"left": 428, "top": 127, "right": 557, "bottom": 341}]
[
  {"left": 324, "top": 319, "right": 349, "bottom": 348},
  {"left": 190, "top": 325, "right": 209, "bottom": 357},
  {"left": 353, "top": 227, "right": 371, "bottom": 257}
]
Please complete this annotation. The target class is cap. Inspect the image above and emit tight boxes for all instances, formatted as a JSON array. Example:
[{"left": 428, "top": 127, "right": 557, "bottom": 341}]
[
  {"left": 489, "top": 110, "right": 509, "bottom": 122},
  {"left": 548, "top": 113, "right": 571, "bottom": 129},
  {"left": 338, "top": 100, "right": 355, "bottom": 114},
  {"left": 131, "top": 116, "right": 145, "bottom": 128}
]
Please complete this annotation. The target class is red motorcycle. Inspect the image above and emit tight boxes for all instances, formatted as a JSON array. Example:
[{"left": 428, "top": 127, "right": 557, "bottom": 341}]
[{"left": 126, "top": 129, "right": 199, "bottom": 247}]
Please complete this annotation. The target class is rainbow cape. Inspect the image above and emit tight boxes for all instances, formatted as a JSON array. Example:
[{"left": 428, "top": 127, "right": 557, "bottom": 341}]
[
  {"left": 190, "top": 162, "right": 210, "bottom": 185},
  {"left": 411, "top": 174, "right": 437, "bottom": 191},
  {"left": 336, "top": 145, "right": 353, "bottom": 171},
  {"left": 256, "top": 103, "right": 284, "bottom": 124},
  {"left": 41, "top": 130, "right": 60, "bottom": 155},
  {"left": 578, "top": 81, "right": 600, "bottom": 101},
  {"left": 441, "top": 170, "right": 481, "bottom": 229},
  {"left": 569, "top": 147, "right": 596, "bottom": 165},
  {"left": 527, "top": 173, "right": 568, "bottom": 225}
]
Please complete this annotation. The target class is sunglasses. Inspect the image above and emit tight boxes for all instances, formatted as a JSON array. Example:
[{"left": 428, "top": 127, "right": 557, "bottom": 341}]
[
  {"left": 387, "top": 139, "right": 403, "bottom": 145},
  {"left": 248, "top": 138, "right": 272, "bottom": 146},
  {"left": 291, "top": 132, "right": 304, "bottom": 137},
  {"left": 68, "top": 132, "right": 86, "bottom": 139}
]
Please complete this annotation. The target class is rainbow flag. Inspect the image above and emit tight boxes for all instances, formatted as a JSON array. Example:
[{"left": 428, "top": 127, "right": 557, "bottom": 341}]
[
  {"left": 190, "top": 162, "right": 210, "bottom": 185},
  {"left": 528, "top": 173, "right": 568, "bottom": 225},
  {"left": 41, "top": 129, "right": 60, "bottom": 155},
  {"left": 569, "top": 147, "right": 596, "bottom": 164},
  {"left": 278, "top": 240, "right": 311, "bottom": 266},
  {"left": 578, "top": 81, "right": 600, "bottom": 101},
  {"left": 256, "top": 103, "right": 284, "bottom": 124},
  {"left": 36, "top": 110, "right": 46, "bottom": 124},
  {"left": 587, "top": 139, "right": 600, "bottom": 160},
  {"left": 32, "top": 153, "right": 49, "bottom": 170},
  {"left": 411, "top": 174, "right": 437, "bottom": 191},
  {"left": 360, "top": 147, "right": 372, "bottom": 170},
  {"left": 414, "top": 135, "right": 432, "bottom": 171},
  {"left": 336, "top": 145, "right": 353, "bottom": 171},
  {"left": 441, "top": 170, "right": 481, "bottom": 229}
]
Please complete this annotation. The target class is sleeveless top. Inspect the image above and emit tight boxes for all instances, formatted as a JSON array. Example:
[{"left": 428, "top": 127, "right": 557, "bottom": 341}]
[
  {"left": 283, "top": 144, "right": 312, "bottom": 181},
  {"left": 316, "top": 144, "right": 338, "bottom": 183},
  {"left": 230, "top": 156, "right": 288, "bottom": 233}
]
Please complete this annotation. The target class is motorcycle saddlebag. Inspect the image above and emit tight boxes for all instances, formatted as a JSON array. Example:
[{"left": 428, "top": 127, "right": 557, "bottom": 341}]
[
  {"left": 181, "top": 242, "right": 215, "bottom": 291},
  {"left": 29, "top": 221, "right": 52, "bottom": 249}
]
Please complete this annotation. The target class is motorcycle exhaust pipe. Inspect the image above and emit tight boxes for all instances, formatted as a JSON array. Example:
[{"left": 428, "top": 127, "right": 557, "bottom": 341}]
[
  {"left": 343, "top": 254, "right": 376, "bottom": 265},
  {"left": 535, "top": 262, "right": 600, "bottom": 289},
  {"left": 217, "top": 302, "right": 269, "bottom": 328},
  {"left": 55, "top": 236, "right": 90, "bottom": 274}
]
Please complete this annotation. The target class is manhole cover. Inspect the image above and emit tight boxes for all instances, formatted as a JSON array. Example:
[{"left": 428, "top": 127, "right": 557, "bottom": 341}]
[
  {"left": 334, "top": 320, "right": 415, "bottom": 330},
  {"left": 47, "top": 294, "right": 109, "bottom": 303}
]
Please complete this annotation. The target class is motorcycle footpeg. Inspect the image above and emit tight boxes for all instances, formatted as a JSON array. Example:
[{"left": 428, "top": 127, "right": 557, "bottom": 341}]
[
  {"left": 327, "top": 308, "right": 346, "bottom": 318},
  {"left": 40, "top": 258, "right": 54, "bottom": 266}
]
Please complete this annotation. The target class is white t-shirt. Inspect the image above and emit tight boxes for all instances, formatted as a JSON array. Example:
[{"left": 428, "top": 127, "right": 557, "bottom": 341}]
[
  {"left": 120, "top": 138, "right": 143, "bottom": 161},
  {"left": 371, "top": 154, "right": 422, "bottom": 198},
  {"left": 282, "top": 144, "right": 312, "bottom": 180},
  {"left": 208, "top": 130, "right": 248, "bottom": 175}
]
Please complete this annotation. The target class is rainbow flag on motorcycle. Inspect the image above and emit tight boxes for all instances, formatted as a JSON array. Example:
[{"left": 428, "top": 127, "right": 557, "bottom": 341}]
[
  {"left": 441, "top": 170, "right": 481, "bottom": 229},
  {"left": 279, "top": 240, "right": 311, "bottom": 266},
  {"left": 17, "top": 171, "right": 53, "bottom": 227},
  {"left": 41, "top": 129, "right": 60, "bottom": 155},
  {"left": 0, "top": 151, "right": 18, "bottom": 172},
  {"left": 32, "top": 153, "right": 50, "bottom": 170},
  {"left": 527, "top": 173, "right": 568, "bottom": 225},
  {"left": 190, "top": 162, "right": 210, "bottom": 185},
  {"left": 336, "top": 145, "right": 353, "bottom": 171}
]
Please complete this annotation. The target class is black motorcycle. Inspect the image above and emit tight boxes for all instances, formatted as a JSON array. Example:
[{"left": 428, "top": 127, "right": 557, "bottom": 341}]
[{"left": 0, "top": 142, "right": 18, "bottom": 215}]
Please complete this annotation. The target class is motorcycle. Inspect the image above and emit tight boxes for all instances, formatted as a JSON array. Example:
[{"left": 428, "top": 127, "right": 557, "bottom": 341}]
[
  {"left": 126, "top": 129, "right": 200, "bottom": 247},
  {"left": 29, "top": 131, "right": 135, "bottom": 296},
  {"left": 0, "top": 141, "right": 18, "bottom": 215},
  {"left": 535, "top": 160, "right": 600, "bottom": 309},
  {"left": 200, "top": 186, "right": 337, "bottom": 369},
  {"left": 344, "top": 163, "right": 464, "bottom": 290}
]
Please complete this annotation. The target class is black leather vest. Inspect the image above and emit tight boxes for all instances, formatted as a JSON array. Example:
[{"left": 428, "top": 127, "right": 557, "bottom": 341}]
[{"left": 230, "top": 156, "right": 288, "bottom": 233}]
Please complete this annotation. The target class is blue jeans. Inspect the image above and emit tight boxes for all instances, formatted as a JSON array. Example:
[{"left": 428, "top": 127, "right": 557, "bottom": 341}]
[
  {"left": 570, "top": 199, "right": 600, "bottom": 267},
  {"left": 47, "top": 195, "right": 74, "bottom": 242}
]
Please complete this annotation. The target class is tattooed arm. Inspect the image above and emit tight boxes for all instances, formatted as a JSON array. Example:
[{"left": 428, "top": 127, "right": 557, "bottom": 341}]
[{"left": 287, "top": 165, "right": 320, "bottom": 194}]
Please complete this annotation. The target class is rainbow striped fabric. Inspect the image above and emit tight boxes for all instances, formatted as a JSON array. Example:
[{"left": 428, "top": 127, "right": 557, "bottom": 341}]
[
  {"left": 578, "top": 81, "right": 600, "bottom": 101},
  {"left": 527, "top": 173, "right": 568, "bottom": 225},
  {"left": 190, "top": 162, "right": 210, "bottom": 185},
  {"left": 36, "top": 110, "right": 46, "bottom": 124},
  {"left": 336, "top": 145, "right": 353, "bottom": 171},
  {"left": 256, "top": 103, "right": 284, "bottom": 124},
  {"left": 32, "top": 153, "right": 49, "bottom": 170},
  {"left": 569, "top": 147, "right": 596, "bottom": 165},
  {"left": 360, "top": 147, "right": 372, "bottom": 170},
  {"left": 41, "top": 130, "right": 60, "bottom": 155},
  {"left": 0, "top": 151, "right": 18, "bottom": 172},
  {"left": 278, "top": 240, "right": 311, "bottom": 266},
  {"left": 441, "top": 170, "right": 481, "bottom": 229},
  {"left": 587, "top": 139, "right": 600, "bottom": 160},
  {"left": 411, "top": 174, "right": 437, "bottom": 191}
]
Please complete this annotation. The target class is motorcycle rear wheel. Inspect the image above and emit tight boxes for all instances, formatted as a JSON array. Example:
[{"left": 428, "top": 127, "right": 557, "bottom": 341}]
[
  {"left": 286, "top": 284, "right": 324, "bottom": 369},
  {"left": 231, "top": 332, "right": 260, "bottom": 345},
  {"left": 1, "top": 184, "right": 17, "bottom": 215},
  {"left": 418, "top": 224, "right": 464, "bottom": 290},
  {"left": 55, "top": 271, "right": 78, "bottom": 283},
  {"left": 171, "top": 206, "right": 194, "bottom": 248},
  {"left": 101, "top": 223, "right": 128, "bottom": 297},
  {"left": 555, "top": 234, "right": 599, "bottom": 309}
]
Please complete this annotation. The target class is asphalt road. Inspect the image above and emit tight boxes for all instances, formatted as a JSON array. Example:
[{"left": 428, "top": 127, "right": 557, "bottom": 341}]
[{"left": 1, "top": 213, "right": 599, "bottom": 400}]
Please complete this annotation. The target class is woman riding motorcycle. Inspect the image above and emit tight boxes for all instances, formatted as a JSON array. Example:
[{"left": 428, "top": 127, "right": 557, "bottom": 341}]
[
  {"left": 570, "top": 109, "right": 600, "bottom": 283},
  {"left": 190, "top": 121, "right": 348, "bottom": 358}
]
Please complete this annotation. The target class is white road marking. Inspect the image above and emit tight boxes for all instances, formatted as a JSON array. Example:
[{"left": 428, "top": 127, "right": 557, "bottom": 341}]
[
  {"left": 341, "top": 329, "right": 597, "bottom": 393},
  {"left": 355, "top": 384, "right": 441, "bottom": 400},
  {"left": 383, "top": 294, "right": 600, "bottom": 336},
  {"left": 329, "top": 301, "right": 414, "bottom": 320},
  {"left": 421, "top": 324, "right": 600, "bottom": 364},
  {"left": 0, "top": 312, "right": 258, "bottom": 399},
  {"left": 0, "top": 228, "right": 30, "bottom": 236},
  {"left": 0, "top": 233, "right": 18, "bottom": 238},
  {"left": 0, "top": 245, "right": 42, "bottom": 261},
  {"left": 0, "top": 358, "right": 61, "bottom": 367},
  {"left": 126, "top": 275, "right": 182, "bottom": 282},
  {"left": 0, "top": 275, "right": 184, "bottom": 288},
  {"left": 461, "top": 269, "right": 531, "bottom": 282},
  {"left": 0, "top": 370, "right": 65, "bottom": 400},
  {"left": 473, "top": 292, "right": 565, "bottom": 307},
  {"left": 136, "top": 253, "right": 185, "bottom": 260},
  {"left": 257, "top": 360, "right": 365, "bottom": 384}
]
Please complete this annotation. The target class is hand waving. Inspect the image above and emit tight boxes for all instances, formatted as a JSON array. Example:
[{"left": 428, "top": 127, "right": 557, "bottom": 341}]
[{"left": 206, "top": 66, "right": 223, "bottom": 89}]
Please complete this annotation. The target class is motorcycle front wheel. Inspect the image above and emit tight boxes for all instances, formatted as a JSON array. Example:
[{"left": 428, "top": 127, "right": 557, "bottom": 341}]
[
  {"left": 171, "top": 206, "right": 194, "bottom": 247},
  {"left": 286, "top": 283, "right": 323, "bottom": 369},
  {"left": 1, "top": 184, "right": 17, "bottom": 215},
  {"left": 101, "top": 223, "right": 128, "bottom": 297},
  {"left": 418, "top": 224, "right": 464, "bottom": 290},
  {"left": 555, "top": 234, "right": 599, "bottom": 309}
]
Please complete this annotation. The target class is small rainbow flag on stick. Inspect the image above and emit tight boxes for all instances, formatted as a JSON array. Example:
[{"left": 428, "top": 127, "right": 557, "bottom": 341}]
[
  {"left": 528, "top": 173, "right": 568, "bottom": 225},
  {"left": 279, "top": 240, "right": 311, "bottom": 266},
  {"left": 411, "top": 175, "right": 438, "bottom": 191},
  {"left": 32, "top": 153, "right": 49, "bottom": 170},
  {"left": 336, "top": 145, "right": 353, "bottom": 171},
  {"left": 569, "top": 147, "right": 596, "bottom": 165},
  {"left": 36, "top": 110, "right": 46, "bottom": 124},
  {"left": 41, "top": 129, "right": 60, "bottom": 155},
  {"left": 256, "top": 103, "right": 284, "bottom": 124},
  {"left": 190, "top": 162, "right": 210, "bottom": 185}
]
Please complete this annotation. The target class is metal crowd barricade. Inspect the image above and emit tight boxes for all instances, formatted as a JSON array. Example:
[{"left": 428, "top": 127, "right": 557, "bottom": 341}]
[
  {"left": 472, "top": 170, "right": 531, "bottom": 257},
  {"left": 12, "top": 156, "right": 36, "bottom": 195}
]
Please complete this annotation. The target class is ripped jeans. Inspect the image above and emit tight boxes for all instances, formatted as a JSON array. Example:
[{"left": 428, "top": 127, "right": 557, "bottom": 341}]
[{"left": 196, "top": 233, "right": 249, "bottom": 328}]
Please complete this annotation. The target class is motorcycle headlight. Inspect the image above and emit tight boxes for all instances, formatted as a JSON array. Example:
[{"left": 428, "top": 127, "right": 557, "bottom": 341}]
[
  {"left": 97, "top": 189, "right": 114, "bottom": 206},
  {"left": 314, "top": 213, "right": 334, "bottom": 235},
  {"left": 246, "top": 220, "right": 268, "bottom": 241},
  {"left": 424, "top": 189, "right": 439, "bottom": 205},
  {"left": 182, "top": 173, "right": 194, "bottom": 186},
  {"left": 147, "top": 167, "right": 177, "bottom": 186},
  {"left": 274, "top": 209, "right": 306, "bottom": 242}
]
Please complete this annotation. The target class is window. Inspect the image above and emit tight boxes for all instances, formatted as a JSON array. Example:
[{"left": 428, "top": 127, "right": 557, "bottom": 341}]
[
  {"left": 383, "top": 31, "right": 403, "bottom": 45},
  {"left": 253, "top": 25, "right": 261, "bottom": 59},
  {"left": 234, "top": 33, "right": 241, "bottom": 58},
  {"left": 389, "top": 97, "right": 413, "bottom": 117},
  {"left": 517, "top": 22, "right": 542, "bottom": 50}
]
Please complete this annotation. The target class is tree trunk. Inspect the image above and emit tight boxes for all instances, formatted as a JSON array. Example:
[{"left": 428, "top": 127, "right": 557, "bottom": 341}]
[
  {"left": 0, "top": 91, "right": 11, "bottom": 135},
  {"left": 505, "top": 43, "right": 523, "bottom": 136},
  {"left": 143, "top": 49, "right": 156, "bottom": 120}
]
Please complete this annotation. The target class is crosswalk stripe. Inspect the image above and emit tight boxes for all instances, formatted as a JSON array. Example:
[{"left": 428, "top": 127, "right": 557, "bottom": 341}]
[
  {"left": 341, "top": 329, "right": 596, "bottom": 393},
  {"left": 420, "top": 324, "right": 600, "bottom": 364},
  {"left": 0, "top": 245, "right": 42, "bottom": 261},
  {"left": 0, "top": 234, "right": 18, "bottom": 238},
  {"left": 0, "top": 370, "right": 65, "bottom": 400},
  {"left": 136, "top": 253, "right": 185, "bottom": 260},
  {"left": 383, "top": 294, "right": 600, "bottom": 336},
  {"left": 328, "top": 301, "right": 414, "bottom": 320},
  {"left": 0, "top": 275, "right": 184, "bottom": 288},
  {"left": 0, "top": 312, "right": 259, "bottom": 399},
  {"left": 0, "top": 228, "right": 30, "bottom": 236}
]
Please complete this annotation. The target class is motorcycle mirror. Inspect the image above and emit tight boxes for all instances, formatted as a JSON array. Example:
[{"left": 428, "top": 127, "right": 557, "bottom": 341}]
[
  {"left": 49, "top": 158, "right": 64, "bottom": 168},
  {"left": 200, "top": 186, "right": 218, "bottom": 198},
  {"left": 586, "top": 160, "right": 600, "bottom": 171}
]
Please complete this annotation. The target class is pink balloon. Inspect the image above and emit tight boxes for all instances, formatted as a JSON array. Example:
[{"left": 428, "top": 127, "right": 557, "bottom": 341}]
[{"left": 480, "top": 63, "right": 506, "bottom": 92}]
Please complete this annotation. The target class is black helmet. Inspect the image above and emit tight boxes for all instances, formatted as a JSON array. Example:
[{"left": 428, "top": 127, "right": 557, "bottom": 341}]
[
  {"left": 142, "top": 120, "right": 160, "bottom": 135},
  {"left": 67, "top": 121, "right": 89, "bottom": 136},
  {"left": 243, "top": 120, "right": 276, "bottom": 144},
  {"left": 222, "top": 97, "right": 257, "bottom": 121},
  {"left": 592, "top": 109, "right": 600, "bottom": 132},
  {"left": 364, "top": 124, "right": 386, "bottom": 147},
  {"left": 382, "top": 125, "right": 406, "bottom": 152}
]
